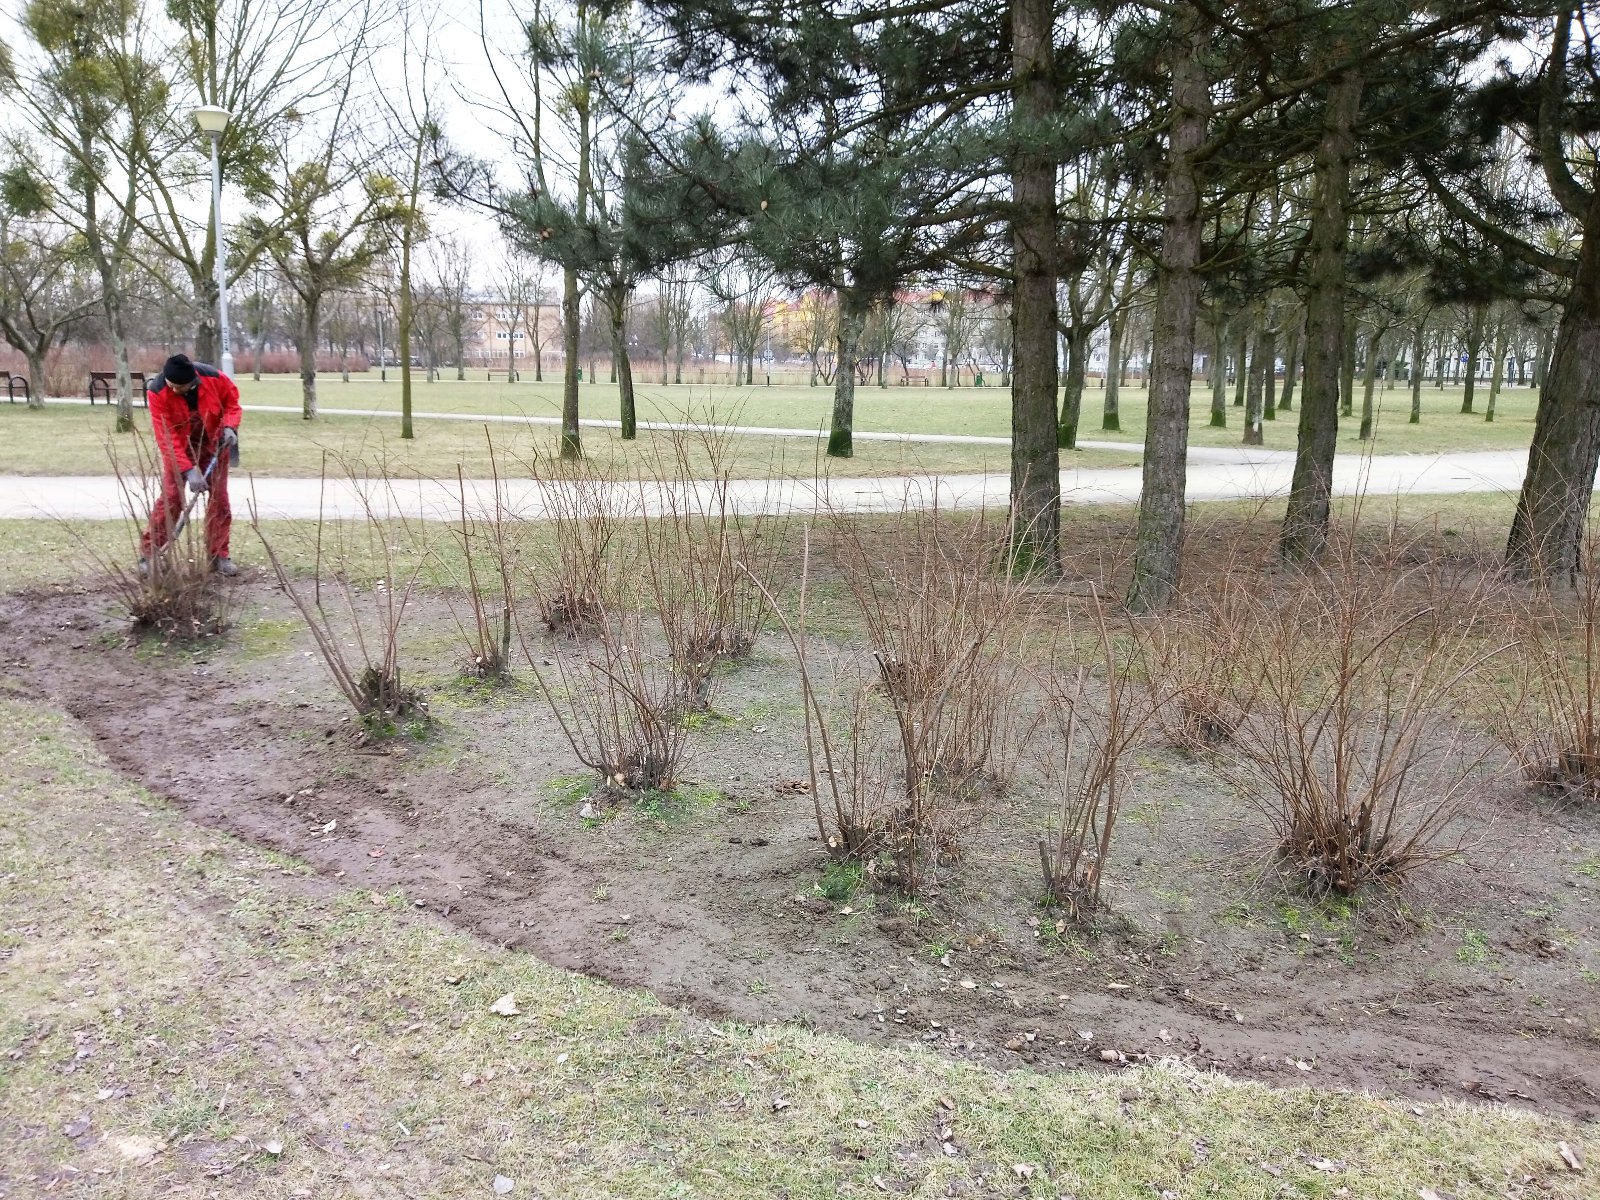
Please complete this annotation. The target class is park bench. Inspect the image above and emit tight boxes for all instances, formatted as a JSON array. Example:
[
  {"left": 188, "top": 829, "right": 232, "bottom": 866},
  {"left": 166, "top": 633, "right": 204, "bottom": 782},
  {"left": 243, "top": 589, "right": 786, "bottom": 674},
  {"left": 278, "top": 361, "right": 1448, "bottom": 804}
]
[
  {"left": 486, "top": 369, "right": 519, "bottom": 382},
  {"left": 5, "top": 375, "right": 28, "bottom": 404},
  {"left": 900, "top": 376, "right": 932, "bottom": 386},
  {"left": 88, "top": 371, "right": 148, "bottom": 405}
]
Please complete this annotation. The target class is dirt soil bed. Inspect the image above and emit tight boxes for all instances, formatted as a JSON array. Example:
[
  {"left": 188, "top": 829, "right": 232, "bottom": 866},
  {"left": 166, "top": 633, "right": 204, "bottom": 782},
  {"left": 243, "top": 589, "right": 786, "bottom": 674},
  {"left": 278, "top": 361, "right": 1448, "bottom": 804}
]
[{"left": 5, "top": 578, "right": 1599, "bottom": 1122}]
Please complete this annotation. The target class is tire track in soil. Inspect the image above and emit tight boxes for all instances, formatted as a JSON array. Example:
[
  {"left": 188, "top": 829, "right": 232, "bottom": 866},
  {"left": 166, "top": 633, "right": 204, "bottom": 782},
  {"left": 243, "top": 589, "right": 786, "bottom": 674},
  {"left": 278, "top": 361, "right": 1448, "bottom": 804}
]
[{"left": 4, "top": 583, "right": 1599, "bottom": 1120}]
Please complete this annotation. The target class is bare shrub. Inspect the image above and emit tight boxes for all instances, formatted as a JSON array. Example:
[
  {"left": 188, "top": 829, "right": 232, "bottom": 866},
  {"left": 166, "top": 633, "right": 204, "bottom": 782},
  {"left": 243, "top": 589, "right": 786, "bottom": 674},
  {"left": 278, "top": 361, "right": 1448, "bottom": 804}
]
[
  {"left": 522, "top": 606, "right": 691, "bottom": 800},
  {"left": 827, "top": 499, "right": 1035, "bottom": 892},
  {"left": 87, "top": 435, "right": 231, "bottom": 640},
  {"left": 441, "top": 456, "right": 517, "bottom": 680},
  {"left": 1490, "top": 538, "right": 1600, "bottom": 799},
  {"left": 1146, "top": 579, "right": 1257, "bottom": 752},
  {"left": 521, "top": 452, "right": 631, "bottom": 637},
  {"left": 738, "top": 529, "right": 887, "bottom": 858},
  {"left": 1036, "top": 601, "right": 1158, "bottom": 918},
  {"left": 250, "top": 462, "right": 429, "bottom": 738},
  {"left": 639, "top": 429, "right": 790, "bottom": 711},
  {"left": 1212, "top": 555, "right": 1508, "bottom": 896}
]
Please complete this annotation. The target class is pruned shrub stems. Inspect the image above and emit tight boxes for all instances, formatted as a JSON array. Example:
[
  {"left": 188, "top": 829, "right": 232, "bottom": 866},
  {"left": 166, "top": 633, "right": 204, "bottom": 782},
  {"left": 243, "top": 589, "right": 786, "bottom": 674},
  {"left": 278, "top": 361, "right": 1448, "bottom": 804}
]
[{"left": 1037, "top": 600, "right": 1157, "bottom": 917}]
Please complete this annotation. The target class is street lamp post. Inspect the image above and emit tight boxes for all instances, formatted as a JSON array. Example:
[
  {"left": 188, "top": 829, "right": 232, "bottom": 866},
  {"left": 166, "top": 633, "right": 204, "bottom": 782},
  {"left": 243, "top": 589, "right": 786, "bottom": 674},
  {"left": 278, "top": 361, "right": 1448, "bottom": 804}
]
[{"left": 192, "top": 104, "right": 235, "bottom": 376}]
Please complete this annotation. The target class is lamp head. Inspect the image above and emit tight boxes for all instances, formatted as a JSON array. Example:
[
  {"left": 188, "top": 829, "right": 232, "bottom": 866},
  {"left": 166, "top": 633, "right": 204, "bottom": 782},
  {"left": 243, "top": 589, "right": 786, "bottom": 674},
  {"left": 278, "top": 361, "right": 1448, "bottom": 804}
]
[{"left": 192, "top": 105, "right": 231, "bottom": 138}]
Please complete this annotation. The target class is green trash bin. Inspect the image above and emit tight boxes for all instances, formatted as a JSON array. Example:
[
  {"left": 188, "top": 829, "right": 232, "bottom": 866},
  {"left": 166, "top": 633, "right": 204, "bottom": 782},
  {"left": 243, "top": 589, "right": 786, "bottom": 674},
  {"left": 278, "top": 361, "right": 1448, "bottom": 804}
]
[
  {"left": 975, "top": 372, "right": 985, "bottom": 386},
  {"left": 577, "top": 367, "right": 584, "bottom": 382}
]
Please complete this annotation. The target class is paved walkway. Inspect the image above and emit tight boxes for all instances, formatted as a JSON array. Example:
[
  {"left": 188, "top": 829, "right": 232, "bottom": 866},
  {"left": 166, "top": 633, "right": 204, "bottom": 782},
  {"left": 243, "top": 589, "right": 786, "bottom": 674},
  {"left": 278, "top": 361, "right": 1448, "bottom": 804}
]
[{"left": 0, "top": 447, "right": 1531, "bottom": 524}]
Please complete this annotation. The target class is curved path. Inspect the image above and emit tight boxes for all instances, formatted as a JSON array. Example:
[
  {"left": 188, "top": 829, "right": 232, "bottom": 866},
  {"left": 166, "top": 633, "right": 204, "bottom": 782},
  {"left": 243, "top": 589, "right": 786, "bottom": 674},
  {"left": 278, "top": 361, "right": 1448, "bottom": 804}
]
[{"left": 0, "top": 446, "right": 1533, "bottom": 523}]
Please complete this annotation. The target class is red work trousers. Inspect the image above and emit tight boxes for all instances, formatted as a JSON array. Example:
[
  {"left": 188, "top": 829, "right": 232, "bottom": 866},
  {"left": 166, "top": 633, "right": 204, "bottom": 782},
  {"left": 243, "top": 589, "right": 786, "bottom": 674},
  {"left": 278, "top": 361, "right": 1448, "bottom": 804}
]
[{"left": 140, "top": 431, "right": 232, "bottom": 561}]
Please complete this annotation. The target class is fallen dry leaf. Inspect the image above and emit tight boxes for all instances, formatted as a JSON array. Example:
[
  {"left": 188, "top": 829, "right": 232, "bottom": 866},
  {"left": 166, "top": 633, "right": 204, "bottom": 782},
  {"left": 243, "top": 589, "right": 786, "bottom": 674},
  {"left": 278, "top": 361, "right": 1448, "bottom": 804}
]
[
  {"left": 1012, "top": 1163, "right": 1036, "bottom": 1180},
  {"left": 489, "top": 994, "right": 521, "bottom": 1017},
  {"left": 1260, "top": 1163, "right": 1282, "bottom": 1178},
  {"left": 1558, "top": 1141, "right": 1584, "bottom": 1171},
  {"left": 262, "top": 1140, "right": 284, "bottom": 1157},
  {"left": 771, "top": 1096, "right": 791, "bottom": 1112},
  {"left": 493, "top": 1175, "right": 514, "bottom": 1194}
]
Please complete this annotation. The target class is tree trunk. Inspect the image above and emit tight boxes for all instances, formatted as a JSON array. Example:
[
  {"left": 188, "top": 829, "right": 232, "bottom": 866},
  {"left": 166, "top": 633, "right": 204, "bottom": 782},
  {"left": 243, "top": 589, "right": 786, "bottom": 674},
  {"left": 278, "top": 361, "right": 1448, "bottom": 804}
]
[
  {"left": 1339, "top": 323, "right": 1356, "bottom": 416},
  {"left": 1506, "top": 211, "right": 1600, "bottom": 579},
  {"left": 194, "top": 271, "right": 219, "bottom": 366},
  {"left": 1232, "top": 324, "right": 1248, "bottom": 407},
  {"left": 1058, "top": 327, "right": 1089, "bottom": 449},
  {"left": 1102, "top": 308, "right": 1124, "bottom": 431},
  {"left": 560, "top": 266, "right": 582, "bottom": 459},
  {"left": 1485, "top": 319, "right": 1508, "bottom": 423},
  {"left": 1359, "top": 327, "right": 1383, "bottom": 440},
  {"left": 1434, "top": 333, "right": 1446, "bottom": 387},
  {"left": 1209, "top": 314, "right": 1228, "bottom": 427},
  {"left": 1126, "top": 15, "right": 1206, "bottom": 612},
  {"left": 1262, "top": 324, "right": 1278, "bottom": 420},
  {"left": 1281, "top": 68, "right": 1362, "bottom": 565},
  {"left": 611, "top": 292, "right": 636, "bottom": 439},
  {"left": 1410, "top": 322, "right": 1426, "bottom": 423},
  {"left": 26, "top": 349, "right": 46, "bottom": 410},
  {"left": 1279, "top": 321, "right": 1300, "bottom": 412},
  {"left": 1461, "top": 305, "right": 1486, "bottom": 413},
  {"left": 1243, "top": 319, "right": 1266, "bottom": 445},
  {"left": 828, "top": 290, "right": 869, "bottom": 458},
  {"left": 300, "top": 297, "right": 321, "bottom": 420}
]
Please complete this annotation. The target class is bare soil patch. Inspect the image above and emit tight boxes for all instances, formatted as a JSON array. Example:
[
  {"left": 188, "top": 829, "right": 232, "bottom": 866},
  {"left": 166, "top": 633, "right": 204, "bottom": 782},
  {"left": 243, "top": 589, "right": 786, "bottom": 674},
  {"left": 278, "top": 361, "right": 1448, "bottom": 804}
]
[{"left": 5, "top": 576, "right": 1599, "bottom": 1121}]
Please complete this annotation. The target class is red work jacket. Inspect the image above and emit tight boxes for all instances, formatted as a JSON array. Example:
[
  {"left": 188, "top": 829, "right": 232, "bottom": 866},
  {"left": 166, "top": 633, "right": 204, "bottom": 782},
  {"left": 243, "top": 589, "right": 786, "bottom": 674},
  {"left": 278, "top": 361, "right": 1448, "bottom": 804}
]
[{"left": 147, "top": 367, "right": 242, "bottom": 474}]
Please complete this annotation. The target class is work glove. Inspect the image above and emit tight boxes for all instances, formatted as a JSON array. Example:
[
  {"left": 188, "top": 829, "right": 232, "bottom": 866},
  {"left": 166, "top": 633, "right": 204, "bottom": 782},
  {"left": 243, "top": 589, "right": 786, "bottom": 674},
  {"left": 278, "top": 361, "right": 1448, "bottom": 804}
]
[
  {"left": 220, "top": 426, "right": 239, "bottom": 450},
  {"left": 185, "top": 466, "right": 209, "bottom": 494}
]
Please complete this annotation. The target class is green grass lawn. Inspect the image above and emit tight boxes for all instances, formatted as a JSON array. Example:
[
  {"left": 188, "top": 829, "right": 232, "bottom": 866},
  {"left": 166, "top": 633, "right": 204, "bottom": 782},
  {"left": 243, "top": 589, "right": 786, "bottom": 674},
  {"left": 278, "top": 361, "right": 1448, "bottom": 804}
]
[
  {"left": 213, "top": 372, "right": 1543, "bottom": 453},
  {"left": 2, "top": 696, "right": 1591, "bottom": 1199},
  {"left": 0, "top": 402, "right": 1144, "bottom": 480},
  {"left": 20, "top": 371, "right": 1541, "bottom": 456}
]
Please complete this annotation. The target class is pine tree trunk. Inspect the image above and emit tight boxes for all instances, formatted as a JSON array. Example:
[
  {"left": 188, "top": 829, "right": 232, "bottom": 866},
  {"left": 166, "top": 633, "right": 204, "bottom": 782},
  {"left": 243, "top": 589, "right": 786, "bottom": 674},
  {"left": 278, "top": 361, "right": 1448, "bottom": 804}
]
[
  {"left": 1279, "top": 322, "right": 1300, "bottom": 412},
  {"left": 1102, "top": 309, "right": 1124, "bottom": 431},
  {"left": 1485, "top": 320, "right": 1508, "bottom": 423},
  {"left": 560, "top": 265, "right": 582, "bottom": 459},
  {"left": 1209, "top": 315, "right": 1228, "bottom": 427},
  {"left": 1058, "top": 327, "right": 1089, "bottom": 450},
  {"left": 1243, "top": 320, "right": 1265, "bottom": 445},
  {"left": 1461, "top": 305, "right": 1486, "bottom": 413},
  {"left": 1435, "top": 333, "right": 1446, "bottom": 387},
  {"left": 1359, "top": 327, "right": 1383, "bottom": 440},
  {"left": 1232, "top": 324, "right": 1248, "bottom": 407},
  {"left": 1262, "top": 325, "right": 1278, "bottom": 420},
  {"left": 613, "top": 294, "right": 636, "bottom": 439},
  {"left": 1410, "top": 322, "right": 1426, "bottom": 423},
  {"left": 828, "top": 291, "right": 868, "bottom": 458},
  {"left": 300, "top": 297, "right": 321, "bottom": 420},
  {"left": 1126, "top": 15, "right": 1206, "bottom": 612},
  {"left": 1008, "top": 0, "right": 1062, "bottom": 575},
  {"left": 1506, "top": 211, "right": 1600, "bottom": 579},
  {"left": 1339, "top": 325, "right": 1356, "bottom": 416},
  {"left": 1281, "top": 69, "right": 1362, "bottom": 565}
]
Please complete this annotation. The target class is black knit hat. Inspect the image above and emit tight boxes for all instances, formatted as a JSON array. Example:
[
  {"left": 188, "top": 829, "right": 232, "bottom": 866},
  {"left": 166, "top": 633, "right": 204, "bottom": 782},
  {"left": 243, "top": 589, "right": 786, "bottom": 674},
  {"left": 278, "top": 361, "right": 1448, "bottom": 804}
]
[{"left": 163, "top": 353, "right": 197, "bottom": 387}]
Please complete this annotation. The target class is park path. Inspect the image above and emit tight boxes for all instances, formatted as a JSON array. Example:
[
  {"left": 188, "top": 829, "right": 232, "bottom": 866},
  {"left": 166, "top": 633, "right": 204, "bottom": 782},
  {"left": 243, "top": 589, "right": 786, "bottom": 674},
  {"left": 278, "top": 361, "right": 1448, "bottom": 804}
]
[{"left": 0, "top": 446, "right": 1533, "bottom": 524}]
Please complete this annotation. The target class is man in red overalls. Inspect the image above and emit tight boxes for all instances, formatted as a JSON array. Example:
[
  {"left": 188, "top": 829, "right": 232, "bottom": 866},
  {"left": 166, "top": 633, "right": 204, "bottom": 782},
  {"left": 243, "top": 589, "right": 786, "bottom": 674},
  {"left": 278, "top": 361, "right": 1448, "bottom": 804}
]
[{"left": 140, "top": 353, "right": 243, "bottom": 576}]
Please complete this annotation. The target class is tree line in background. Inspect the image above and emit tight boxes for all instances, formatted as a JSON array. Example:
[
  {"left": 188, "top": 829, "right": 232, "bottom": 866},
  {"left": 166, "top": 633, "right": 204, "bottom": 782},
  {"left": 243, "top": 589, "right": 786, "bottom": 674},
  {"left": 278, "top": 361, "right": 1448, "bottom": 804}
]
[{"left": 1, "top": 0, "right": 1595, "bottom": 606}]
